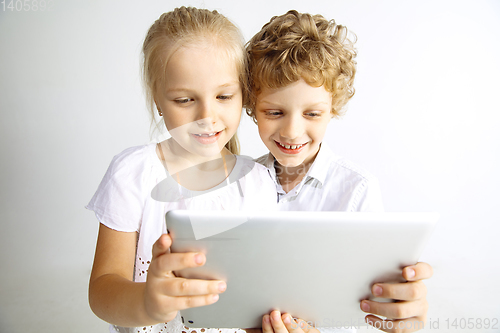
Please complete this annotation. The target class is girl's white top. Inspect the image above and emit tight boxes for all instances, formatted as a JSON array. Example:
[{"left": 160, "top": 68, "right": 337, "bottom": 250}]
[{"left": 86, "top": 143, "right": 277, "bottom": 333}]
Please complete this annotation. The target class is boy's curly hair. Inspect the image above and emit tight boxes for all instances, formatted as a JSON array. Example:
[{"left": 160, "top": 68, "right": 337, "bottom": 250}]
[{"left": 245, "top": 10, "right": 357, "bottom": 120}]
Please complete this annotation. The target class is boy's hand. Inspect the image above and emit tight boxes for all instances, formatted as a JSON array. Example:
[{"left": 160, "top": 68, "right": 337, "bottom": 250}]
[
  {"left": 144, "top": 234, "right": 226, "bottom": 323},
  {"left": 244, "top": 310, "right": 319, "bottom": 333},
  {"left": 360, "top": 262, "right": 433, "bottom": 332},
  {"left": 247, "top": 310, "right": 319, "bottom": 333}
]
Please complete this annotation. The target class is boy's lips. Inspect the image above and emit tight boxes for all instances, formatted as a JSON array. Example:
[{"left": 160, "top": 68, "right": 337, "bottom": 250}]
[
  {"left": 191, "top": 131, "right": 222, "bottom": 144},
  {"left": 274, "top": 140, "right": 307, "bottom": 154}
]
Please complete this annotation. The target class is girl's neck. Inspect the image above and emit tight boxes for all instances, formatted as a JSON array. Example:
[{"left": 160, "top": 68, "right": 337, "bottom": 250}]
[{"left": 157, "top": 139, "right": 236, "bottom": 191}]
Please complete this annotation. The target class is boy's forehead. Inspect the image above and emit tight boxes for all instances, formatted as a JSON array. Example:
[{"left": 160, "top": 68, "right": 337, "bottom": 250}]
[
  {"left": 257, "top": 80, "right": 329, "bottom": 96},
  {"left": 255, "top": 79, "right": 332, "bottom": 109}
]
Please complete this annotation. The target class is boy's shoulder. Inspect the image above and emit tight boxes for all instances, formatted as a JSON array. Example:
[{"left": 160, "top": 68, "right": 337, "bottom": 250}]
[
  {"left": 254, "top": 152, "right": 274, "bottom": 170},
  {"left": 319, "top": 145, "right": 377, "bottom": 183}
]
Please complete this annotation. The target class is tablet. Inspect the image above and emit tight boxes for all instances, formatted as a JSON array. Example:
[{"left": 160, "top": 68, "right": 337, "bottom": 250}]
[{"left": 166, "top": 210, "right": 438, "bottom": 329}]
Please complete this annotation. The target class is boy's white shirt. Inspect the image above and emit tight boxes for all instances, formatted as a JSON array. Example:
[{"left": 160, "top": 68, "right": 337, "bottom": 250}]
[
  {"left": 256, "top": 143, "right": 384, "bottom": 333},
  {"left": 256, "top": 143, "right": 384, "bottom": 213}
]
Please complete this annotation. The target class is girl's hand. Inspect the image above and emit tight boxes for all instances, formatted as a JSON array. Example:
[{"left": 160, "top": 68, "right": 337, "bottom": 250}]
[
  {"left": 360, "top": 262, "right": 433, "bottom": 332},
  {"left": 144, "top": 234, "right": 227, "bottom": 323}
]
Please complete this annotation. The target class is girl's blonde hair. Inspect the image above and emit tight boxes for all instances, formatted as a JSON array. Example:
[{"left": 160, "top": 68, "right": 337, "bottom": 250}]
[
  {"left": 142, "top": 6, "right": 246, "bottom": 154},
  {"left": 246, "top": 10, "right": 357, "bottom": 121}
]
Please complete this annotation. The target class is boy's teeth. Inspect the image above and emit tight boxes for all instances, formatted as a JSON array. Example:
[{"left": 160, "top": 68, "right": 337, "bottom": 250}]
[{"left": 279, "top": 142, "right": 303, "bottom": 149}]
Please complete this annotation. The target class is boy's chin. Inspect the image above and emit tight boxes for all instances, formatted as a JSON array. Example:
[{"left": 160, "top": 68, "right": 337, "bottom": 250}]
[{"left": 274, "top": 156, "right": 306, "bottom": 169}]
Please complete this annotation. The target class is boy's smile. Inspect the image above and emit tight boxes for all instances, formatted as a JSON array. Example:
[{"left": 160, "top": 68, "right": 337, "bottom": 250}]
[{"left": 255, "top": 78, "right": 333, "bottom": 173}]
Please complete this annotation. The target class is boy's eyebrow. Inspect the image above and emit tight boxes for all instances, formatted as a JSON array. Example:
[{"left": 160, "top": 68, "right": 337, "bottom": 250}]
[{"left": 257, "top": 100, "right": 330, "bottom": 108}]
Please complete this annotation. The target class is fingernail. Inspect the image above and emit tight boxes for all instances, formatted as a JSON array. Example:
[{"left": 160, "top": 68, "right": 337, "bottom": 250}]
[
  {"left": 361, "top": 301, "right": 370, "bottom": 312},
  {"left": 263, "top": 315, "right": 270, "bottom": 324},
  {"left": 406, "top": 268, "right": 416, "bottom": 279},
  {"left": 283, "top": 315, "right": 291, "bottom": 324},
  {"left": 218, "top": 282, "right": 226, "bottom": 292},
  {"left": 272, "top": 311, "right": 281, "bottom": 321},
  {"left": 373, "top": 285, "right": 383, "bottom": 296},
  {"left": 212, "top": 294, "right": 219, "bottom": 302},
  {"left": 194, "top": 253, "right": 203, "bottom": 265}
]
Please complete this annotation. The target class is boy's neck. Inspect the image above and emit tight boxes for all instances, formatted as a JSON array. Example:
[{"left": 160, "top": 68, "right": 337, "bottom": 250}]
[
  {"left": 274, "top": 144, "right": 322, "bottom": 193},
  {"left": 275, "top": 161, "right": 313, "bottom": 193}
]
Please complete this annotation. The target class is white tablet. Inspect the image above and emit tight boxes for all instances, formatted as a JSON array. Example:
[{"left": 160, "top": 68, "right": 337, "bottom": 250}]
[{"left": 166, "top": 210, "right": 438, "bottom": 329}]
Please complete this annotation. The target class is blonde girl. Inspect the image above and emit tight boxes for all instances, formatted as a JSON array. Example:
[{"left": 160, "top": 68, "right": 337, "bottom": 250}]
[{"left": 86, "top": 7, "right": 276, "bottom": 333}]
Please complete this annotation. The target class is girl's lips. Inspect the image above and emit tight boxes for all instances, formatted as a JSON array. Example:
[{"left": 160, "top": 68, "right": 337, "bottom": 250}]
[
  {"left": 274, "top": 140, "right": 307, "bottom": 155},
  {"left": 191, "top": 131, "right": 222, "bottom": 145}
]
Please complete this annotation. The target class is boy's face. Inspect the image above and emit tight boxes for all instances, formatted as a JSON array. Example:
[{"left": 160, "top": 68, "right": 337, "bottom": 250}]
[{"left": 255, "top": 79, "right": 332, "bottom": 169}]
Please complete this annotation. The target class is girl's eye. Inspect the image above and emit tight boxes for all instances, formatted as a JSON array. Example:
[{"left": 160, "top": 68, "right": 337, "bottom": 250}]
[
  {"left": 174, "top": 98, "right": 193, "bottom": 104},
  {"left": 217, "top": 94, "right": 233, "bottom": 101},
  {"left": 305, "top": 111, "right": 322, "bottom": 117}
]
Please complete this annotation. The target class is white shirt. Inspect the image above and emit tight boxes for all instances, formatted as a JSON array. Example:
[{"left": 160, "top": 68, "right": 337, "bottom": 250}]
[
  {"left": 86, "top": 143, "right": 277, "bottom": 333},
  {"left": 256, "top": 143, "right": 384, "bottom": 212},
  {"left": 256, "top": 144, "right": 384, "bottom": 333}
]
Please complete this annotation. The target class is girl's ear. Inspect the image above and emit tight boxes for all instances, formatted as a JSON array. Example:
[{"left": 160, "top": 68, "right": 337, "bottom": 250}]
[{"left": 155, "top": 100, "right": 163, "bottom": 117}]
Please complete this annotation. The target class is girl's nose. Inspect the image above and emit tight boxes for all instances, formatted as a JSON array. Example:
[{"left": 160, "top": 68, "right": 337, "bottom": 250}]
[{"left": 197, "top": 101, "right": 218, "bottom": 127}]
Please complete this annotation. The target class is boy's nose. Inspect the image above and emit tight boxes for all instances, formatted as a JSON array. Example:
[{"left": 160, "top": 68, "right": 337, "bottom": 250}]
[{"left": 280, "top": 115, "right": 304, "bottom": 140}]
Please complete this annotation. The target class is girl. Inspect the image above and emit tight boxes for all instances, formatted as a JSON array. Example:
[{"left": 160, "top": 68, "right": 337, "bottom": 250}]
[{"left": 86, "top": 7, "right": 276, "bottom": 333}]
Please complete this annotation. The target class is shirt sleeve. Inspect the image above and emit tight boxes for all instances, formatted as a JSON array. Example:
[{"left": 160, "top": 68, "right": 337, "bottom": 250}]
[
  {"left": 351, "top": 176, "right": 384, "bottom": 212},
  {"left": 85, "top": 146, "right": 148, "bottom": 232}
]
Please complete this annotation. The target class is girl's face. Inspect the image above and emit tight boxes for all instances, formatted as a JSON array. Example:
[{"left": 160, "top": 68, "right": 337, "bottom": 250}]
[{"left": 156, "top": 42, "right": 242, "bottom": 160}]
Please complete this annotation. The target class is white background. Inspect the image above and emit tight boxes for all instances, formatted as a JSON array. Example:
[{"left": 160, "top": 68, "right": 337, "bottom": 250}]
[{"left": 1, "top": 0, "right": 499, "bottom": 332}]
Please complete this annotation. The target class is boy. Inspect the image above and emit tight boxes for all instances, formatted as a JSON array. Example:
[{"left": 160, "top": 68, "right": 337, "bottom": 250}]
[{"left": 246, "top": 10, "right": 432, "bottom": 333}]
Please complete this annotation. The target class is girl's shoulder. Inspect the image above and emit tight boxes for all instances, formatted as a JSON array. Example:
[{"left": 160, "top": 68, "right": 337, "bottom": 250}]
[{"left": 108, "top": 143, "right": 159, "bottom": 172}]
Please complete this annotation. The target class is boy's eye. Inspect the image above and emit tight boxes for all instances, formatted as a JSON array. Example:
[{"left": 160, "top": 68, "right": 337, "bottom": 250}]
[{"left": 265, "top": 110, "right": 282, "bottom": 117}]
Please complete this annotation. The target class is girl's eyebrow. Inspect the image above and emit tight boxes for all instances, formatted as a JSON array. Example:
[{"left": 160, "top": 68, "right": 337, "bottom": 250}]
[
  {"left": 165, "top": 82, "right": 240, "bottom": 94},
  {"left": 218, "top": 81, "right": 240, "bottom": 88}
]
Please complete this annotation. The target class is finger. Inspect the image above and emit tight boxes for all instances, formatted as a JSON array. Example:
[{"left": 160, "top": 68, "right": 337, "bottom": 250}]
[
  {"left": 366, "top": 315, "right": 427, "bottom": 333},
  {"left": 152, "top": 234, "right": 173, "bottom": 259},
  {"left": 269, "top": 310, "right": 288, "bottom": 333},
  {"left": 262, "top": 314, "right": 273, "bottom": 333},
  {"left": 371, "top": 281, "right": 427, "bottom": 301},
  {"left": 160, "top": 277, "right": 226, "bottom": 297},
  {"left": 149, "top": 252, "right": 206, "bottom": 277},
  {"left": 167, "top": 293, "right": 221, "bottom": 312},
  {"left": 403, "top": 262, "right": 433, "bottom": 281},
  {"left": 283, "top": 314, "right": 307, "bottom": 333},
  {"left": 360, "top": 298, "right": 428, "bottom": 320},
  {"left": 295, "top": 318, "right": 311, "bottom": 330}
]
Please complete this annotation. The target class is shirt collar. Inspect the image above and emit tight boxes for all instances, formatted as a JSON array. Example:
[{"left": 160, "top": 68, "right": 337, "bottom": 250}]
[
  {"left": 262, "top": 142, "right": 332, "bottom": 192},
  {"left": 305, "top": 142, "right": 332, "bottom": 186}
]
